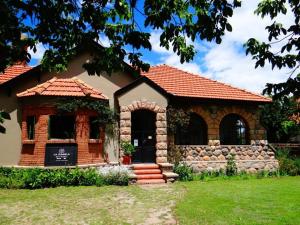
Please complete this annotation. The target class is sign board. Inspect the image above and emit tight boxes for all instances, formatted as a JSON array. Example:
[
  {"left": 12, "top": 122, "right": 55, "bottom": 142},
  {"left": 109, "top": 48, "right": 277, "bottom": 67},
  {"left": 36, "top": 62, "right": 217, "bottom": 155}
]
[
  {"left": 133, "top": 139, "right": 138, "bottom": 147},
  {"left": 45, "top": 144, "right": 77, "bottom": 166}
]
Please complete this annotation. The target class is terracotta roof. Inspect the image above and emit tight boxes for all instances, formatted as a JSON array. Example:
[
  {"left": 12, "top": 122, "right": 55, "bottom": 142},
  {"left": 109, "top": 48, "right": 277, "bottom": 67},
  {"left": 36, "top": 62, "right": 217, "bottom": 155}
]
[
  {"left": 0, "top": 64, "right": 32, "bottom": 84},
  {"left": 141, "top": 64, "right": 271, "bottom": 102},
  {"left": 17, "top": 77, "right": 108, "bottom": 99}
]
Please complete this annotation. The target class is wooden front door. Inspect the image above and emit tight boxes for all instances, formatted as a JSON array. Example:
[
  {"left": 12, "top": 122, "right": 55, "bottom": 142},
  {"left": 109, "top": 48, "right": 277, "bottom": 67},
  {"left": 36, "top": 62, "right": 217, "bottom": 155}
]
[{"left": 131, "top": 109, "right": 156, "bottom": 163}]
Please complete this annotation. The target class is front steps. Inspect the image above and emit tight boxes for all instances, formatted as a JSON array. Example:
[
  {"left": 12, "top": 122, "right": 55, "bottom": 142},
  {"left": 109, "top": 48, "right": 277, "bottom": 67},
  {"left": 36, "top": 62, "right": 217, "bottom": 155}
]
[
  {"left": 131, "top": 163, "right": 179, "bottom": 184},
  {"left": 133, "top": 164, "right": 166, "bottom": 184}
]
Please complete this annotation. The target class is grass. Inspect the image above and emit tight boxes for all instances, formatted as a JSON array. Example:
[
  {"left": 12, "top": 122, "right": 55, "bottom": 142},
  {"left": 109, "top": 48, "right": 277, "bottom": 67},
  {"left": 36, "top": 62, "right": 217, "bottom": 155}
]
[
  {"left": 175, "top": 177, "right": 300, "bottom": 225},
  {"left": 0, "top": 177, "right": 299, "bottom": 224}
]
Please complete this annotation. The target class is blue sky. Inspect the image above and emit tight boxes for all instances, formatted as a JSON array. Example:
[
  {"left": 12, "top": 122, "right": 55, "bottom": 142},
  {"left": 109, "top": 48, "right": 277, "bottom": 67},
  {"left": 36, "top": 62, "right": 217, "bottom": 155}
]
[{"left": 29, "top": 0, "right": 292, "bottom": 94}]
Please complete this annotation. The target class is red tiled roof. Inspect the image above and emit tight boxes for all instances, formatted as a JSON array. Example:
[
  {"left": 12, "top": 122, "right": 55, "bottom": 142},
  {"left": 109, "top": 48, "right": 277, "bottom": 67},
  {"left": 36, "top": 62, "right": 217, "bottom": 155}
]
[
  {"left": 0, "top": 64, "right": 32, "bottom": 84},
  {"left": 17, "top": 77, "right": 108, "bottom": 99},
  {"left": 141, "top": 64, "right": 271, "bottom": 102}
]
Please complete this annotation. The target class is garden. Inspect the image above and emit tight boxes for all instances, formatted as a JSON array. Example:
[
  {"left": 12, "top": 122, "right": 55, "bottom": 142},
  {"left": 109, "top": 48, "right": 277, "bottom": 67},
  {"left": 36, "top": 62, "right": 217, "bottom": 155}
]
[{"left": 0, "top": 148, "right": 299, "bottom": 225}]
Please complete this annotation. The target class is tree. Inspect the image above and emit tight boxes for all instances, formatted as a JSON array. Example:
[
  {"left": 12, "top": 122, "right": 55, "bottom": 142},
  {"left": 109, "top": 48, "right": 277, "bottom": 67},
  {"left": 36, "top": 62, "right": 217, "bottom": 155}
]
[
  {"left": 245, "top": 0, "right": 300, "bottom": 99},
  {"left": 0, "top": 111, "right": 11, "bottom": 133},
  {"left": 260, "top": 97, "right": 299, "bottom": 142},
  {"left": 0, "top": 0, "right": 241, "bottom": 75}
]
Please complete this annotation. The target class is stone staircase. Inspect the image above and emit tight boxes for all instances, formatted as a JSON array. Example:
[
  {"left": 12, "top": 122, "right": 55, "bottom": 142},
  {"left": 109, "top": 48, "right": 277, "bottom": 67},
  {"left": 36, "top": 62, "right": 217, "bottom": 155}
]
[
  {"left": 131, "top": 163, "right": 179, "bottom": 184},
  {"left": 133, "top": 164, "right": 166, "bottom": 184}
]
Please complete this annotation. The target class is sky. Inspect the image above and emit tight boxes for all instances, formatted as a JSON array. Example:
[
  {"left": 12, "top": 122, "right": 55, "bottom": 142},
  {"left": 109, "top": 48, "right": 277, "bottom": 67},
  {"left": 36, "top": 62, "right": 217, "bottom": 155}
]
[{"left": 28, "top": 0, "right": 293, "bottom": 95}]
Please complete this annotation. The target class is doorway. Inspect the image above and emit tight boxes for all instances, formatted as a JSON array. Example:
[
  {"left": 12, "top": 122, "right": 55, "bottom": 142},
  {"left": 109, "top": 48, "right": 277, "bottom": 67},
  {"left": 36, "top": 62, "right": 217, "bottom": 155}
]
[{"left": 131, "top": 109, "right": 156, "bottom": 163}]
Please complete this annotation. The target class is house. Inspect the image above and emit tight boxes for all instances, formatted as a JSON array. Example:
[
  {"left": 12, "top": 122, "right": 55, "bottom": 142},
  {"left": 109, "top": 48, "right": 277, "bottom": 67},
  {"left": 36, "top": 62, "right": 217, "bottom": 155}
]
[{"left": 0, "top": 50, "right": 278, "bottom": 175}]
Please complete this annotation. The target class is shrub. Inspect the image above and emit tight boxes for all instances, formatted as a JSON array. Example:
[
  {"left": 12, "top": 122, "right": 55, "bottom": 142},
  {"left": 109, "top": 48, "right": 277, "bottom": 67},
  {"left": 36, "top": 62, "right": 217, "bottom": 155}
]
[
  {"left": 174, "top": 163, "right": 193, "bottom": 181},
  {"left": 276, "top": 148, "right": 300, "bottom": 176},
  {"left": 0, "top": 166, "right": 129, "bottom": 189},
  {"left": 225, "top": 154, "right": 237, "bottom": 176},
  {"left": 98, "top": 166, "right": 129, "bottom": 186}
]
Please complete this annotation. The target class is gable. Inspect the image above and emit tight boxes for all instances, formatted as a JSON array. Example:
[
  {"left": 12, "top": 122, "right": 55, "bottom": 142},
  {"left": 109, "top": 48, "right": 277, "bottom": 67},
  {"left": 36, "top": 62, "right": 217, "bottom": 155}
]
[{"left": 117, "top": 81, "right": 168, "bottom": 108}]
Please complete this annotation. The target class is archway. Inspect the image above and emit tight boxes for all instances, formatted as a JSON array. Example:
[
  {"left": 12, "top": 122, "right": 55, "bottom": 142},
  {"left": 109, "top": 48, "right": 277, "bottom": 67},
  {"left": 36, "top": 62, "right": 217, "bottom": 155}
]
[
  {"left": 131, "top": 109, "right": 156, "bottom": 163},
  {"left": 220, "top": 114, "right": 250, "bottom": 145},
  {"left": 175, "top": 113, "right": 208, "bottom": 145}
]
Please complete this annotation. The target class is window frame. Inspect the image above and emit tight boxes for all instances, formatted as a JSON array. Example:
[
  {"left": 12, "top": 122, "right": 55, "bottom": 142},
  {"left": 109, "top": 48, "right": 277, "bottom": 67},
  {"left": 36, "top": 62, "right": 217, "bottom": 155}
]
[
  {"left": 48, "top": 115, "right": 76, "bottom": 140},
  {"left": 89, "top": 116, "right": 101, "bottom": 139},
  {"left": 219, "top": 114, "right": 249, "bottom": 145},
  {"left": 175, "top": 113, "right": 208, "bottom": 145},
  {"left": 26, "top": 115, "right": 36, "bottom": 140}
]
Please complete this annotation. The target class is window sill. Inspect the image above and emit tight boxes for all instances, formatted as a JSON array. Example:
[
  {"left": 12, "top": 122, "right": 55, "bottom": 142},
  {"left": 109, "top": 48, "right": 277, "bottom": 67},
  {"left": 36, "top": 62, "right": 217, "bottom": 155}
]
[
  {"left": 22, "top": 140, "right": 35, "bottom": 144},
  {"left": 47, "top": 139, "right": 76, "bottom": 144},
  {"left": 88, "top": 139, "right": 102, "bottom": 144}
]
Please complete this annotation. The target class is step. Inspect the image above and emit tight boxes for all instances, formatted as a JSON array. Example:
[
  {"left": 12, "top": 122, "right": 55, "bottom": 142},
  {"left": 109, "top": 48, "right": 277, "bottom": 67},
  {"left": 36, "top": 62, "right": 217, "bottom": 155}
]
[
  {"left": 132, "top": 164, "right": 159, "bottom": 170},
  {"left": 133, "top": 169, "right": 162, "bottom": 174},
  {"left": 136, "top": 179, "right": 166, "bottom": 184},
  {"left": 136, "top": 174, "right": 164, "bottom": 180}
]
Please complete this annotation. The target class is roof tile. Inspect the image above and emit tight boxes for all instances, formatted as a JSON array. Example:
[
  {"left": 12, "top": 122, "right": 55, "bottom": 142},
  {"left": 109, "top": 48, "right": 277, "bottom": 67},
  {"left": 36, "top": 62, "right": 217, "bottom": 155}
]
[
  {"left": 17, "top": 77, "right": 108, "bottom": 100},
  {"left": 142, "top": 64, "right": 271, "bottom": 102},
  {"left": 0, "top": 64, "right": 32, "bottom": 84}
]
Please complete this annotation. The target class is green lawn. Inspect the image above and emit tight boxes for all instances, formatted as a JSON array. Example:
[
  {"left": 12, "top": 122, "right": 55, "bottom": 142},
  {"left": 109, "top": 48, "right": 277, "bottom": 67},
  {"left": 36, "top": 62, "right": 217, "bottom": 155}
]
[
  {"left": 176, "top": 177, "right": 300, "bottom": 225},
  {"left": 0, "top": 177, "right": 299, "bottom": 225}
]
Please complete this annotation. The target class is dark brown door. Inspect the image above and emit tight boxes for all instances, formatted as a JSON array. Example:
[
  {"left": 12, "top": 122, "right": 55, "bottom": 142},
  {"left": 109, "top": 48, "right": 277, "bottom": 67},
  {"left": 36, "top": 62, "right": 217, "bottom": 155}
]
[{"left": 131, "top": 109, "right": 156, "bottom": 163}]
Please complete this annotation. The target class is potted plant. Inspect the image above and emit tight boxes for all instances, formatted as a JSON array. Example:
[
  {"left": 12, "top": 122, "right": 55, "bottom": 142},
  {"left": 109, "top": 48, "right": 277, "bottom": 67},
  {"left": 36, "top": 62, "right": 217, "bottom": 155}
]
[{"left": 121, "top": 141, "right": 136, "bottom": 165}]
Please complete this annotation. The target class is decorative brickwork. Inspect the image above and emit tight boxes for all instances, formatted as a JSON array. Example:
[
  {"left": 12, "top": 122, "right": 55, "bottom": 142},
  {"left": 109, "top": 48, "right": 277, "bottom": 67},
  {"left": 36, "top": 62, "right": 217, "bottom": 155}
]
[
  {"left": 190, "top": 104, "right": 266, "bottom": 140},
  {"left": 19, "top": 106, "right": 105, "bottom": 166},
  {"left": 119, "top": 100, "right": 168, "bottom": 163}
]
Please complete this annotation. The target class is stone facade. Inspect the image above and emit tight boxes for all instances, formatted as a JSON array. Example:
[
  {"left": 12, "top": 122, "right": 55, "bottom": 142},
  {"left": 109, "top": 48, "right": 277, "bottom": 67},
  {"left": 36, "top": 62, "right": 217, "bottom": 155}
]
[
  {"left": 119, "top": 100, "right": 168, "bottom": 163},
  {"left": 173, "top": 140, "right": 278, "bottom": 172},
  {"left": 167, "top": 104, "right": 278, "bottom": 172}
]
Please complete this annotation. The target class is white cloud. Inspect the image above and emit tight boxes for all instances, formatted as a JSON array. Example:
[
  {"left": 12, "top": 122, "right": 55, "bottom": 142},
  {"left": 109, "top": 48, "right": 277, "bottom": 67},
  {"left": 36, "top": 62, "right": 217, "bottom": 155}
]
[
  {"left": 28, "top": 43, "right": 46, "bottom": 63},
  {"left": 98, "top": 35, "right": 111, "bottom": 47},
  {"left": 150, "top": 0, "right": 294, "bottom": 94},
  {"left": 149, "top": 30, "right": 205, "bottom": 74}
]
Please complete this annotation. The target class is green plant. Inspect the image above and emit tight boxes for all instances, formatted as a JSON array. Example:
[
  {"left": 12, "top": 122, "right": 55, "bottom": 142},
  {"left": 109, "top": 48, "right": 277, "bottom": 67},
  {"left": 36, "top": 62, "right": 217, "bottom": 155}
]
[
  {"left": 0, "top": 167, "right": 129, "bottom": 189},
  {"left": 275, "top": 148, "right": 300, "bottom": 176},
  {"left": 120, "top": 141, "right": 136, "bottom": 156},
  {"left": 56, "top": 97, "right": 117, "bottom": 126},
  {"left": 174, "top": 163, "right": 193, "bottom": 181},
  {"left": 225, "top": 154, "right": 237, "bottom": 176},
  {"left": 102, "top": 172, "right": 129, "bottom": 186}
]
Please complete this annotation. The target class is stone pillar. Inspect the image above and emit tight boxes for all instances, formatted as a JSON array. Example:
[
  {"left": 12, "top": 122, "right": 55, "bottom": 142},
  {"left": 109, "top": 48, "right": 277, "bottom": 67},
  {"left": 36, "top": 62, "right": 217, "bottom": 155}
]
[{"left": 156, "top": 111, "right": 168, "bottom": 163}]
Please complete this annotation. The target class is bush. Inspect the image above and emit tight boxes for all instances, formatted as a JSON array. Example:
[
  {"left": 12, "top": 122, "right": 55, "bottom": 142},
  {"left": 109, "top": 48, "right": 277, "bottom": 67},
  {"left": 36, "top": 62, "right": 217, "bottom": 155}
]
[
  {"left": 98, "top": 166, "right": 129, "bottom": 186},
  {"left": 174, "top": 163, "right": 193, "bottom": 181},
  {"left": 0, "top": 166, "right": 129, "bottom": 189},
  {"left": 276, "top": 148, "right": 300, "bottom": 176},
  {"left": 225, "top": 154, "right": 237, "bottom": 176}
]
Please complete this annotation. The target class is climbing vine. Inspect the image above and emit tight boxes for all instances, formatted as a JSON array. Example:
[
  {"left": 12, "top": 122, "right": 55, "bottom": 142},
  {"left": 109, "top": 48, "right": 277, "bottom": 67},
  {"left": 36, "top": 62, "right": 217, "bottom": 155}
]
[
  {"left": 56, "top": 97, "right": 117, "bottom": 126},
  {"left": 167, "top": 106, "right": 192, "bottom": 163},
  {"left": 167, "top": 106, "right": 192, "bottom": 135}
]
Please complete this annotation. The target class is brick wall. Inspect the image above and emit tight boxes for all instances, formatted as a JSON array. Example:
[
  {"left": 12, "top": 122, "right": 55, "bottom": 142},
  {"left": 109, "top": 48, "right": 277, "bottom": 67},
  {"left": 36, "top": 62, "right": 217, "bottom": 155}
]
[{"left": 19, "top": 106, "right": 105, "bottom": 166}]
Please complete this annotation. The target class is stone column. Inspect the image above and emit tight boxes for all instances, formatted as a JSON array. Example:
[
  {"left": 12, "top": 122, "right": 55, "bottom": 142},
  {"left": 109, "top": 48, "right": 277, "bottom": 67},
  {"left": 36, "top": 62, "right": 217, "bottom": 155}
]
[
  {"left": 156, "top": 110, "right": 168, "bottom": 163},
  {"left": 119, "top": 106, "right": 131, "bottom": 157}
]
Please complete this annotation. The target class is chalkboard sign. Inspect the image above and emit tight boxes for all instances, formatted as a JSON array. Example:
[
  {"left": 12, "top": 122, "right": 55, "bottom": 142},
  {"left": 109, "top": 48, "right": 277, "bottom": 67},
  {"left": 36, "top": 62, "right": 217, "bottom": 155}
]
[{"left": 45, "top": 144, "right": 77, "bottom": 166}]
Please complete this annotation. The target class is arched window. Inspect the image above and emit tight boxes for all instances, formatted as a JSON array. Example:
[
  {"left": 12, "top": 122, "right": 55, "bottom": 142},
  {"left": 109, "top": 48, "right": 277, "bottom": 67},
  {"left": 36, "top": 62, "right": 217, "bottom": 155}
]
[
  {"left": 220, "top": 114, "right": 249, "bottom": 145},
  {"left": 175, "top": 113, "right": 208, "bottom": 145}
]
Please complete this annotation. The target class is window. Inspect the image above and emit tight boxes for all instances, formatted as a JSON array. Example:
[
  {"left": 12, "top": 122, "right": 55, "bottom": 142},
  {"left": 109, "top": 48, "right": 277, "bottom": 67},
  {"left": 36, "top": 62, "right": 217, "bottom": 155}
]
[
  {"left": 220, "top": 114, "right": 249, "bottom": 145},
  {"left": 49, "top": 115, "right": 75, "bottom": 139},
  {"left": 89, "top": 117, "right": 100, "bottom": 139},
  {"left": 26, "top": 116, "right": 36, "bottom": 140},
  {"left": 175, "top": 113, "right": 208, "bottom": 145}
]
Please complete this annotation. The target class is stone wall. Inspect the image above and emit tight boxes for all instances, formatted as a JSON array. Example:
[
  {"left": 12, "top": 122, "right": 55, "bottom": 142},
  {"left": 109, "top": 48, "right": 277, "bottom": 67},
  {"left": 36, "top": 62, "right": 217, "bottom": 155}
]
[
  {"left": 173, "top": 140, "right": 278, "bottom": 172},
  {"left": 119, "top": 100, "right": 168, "bottom": 163}
]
